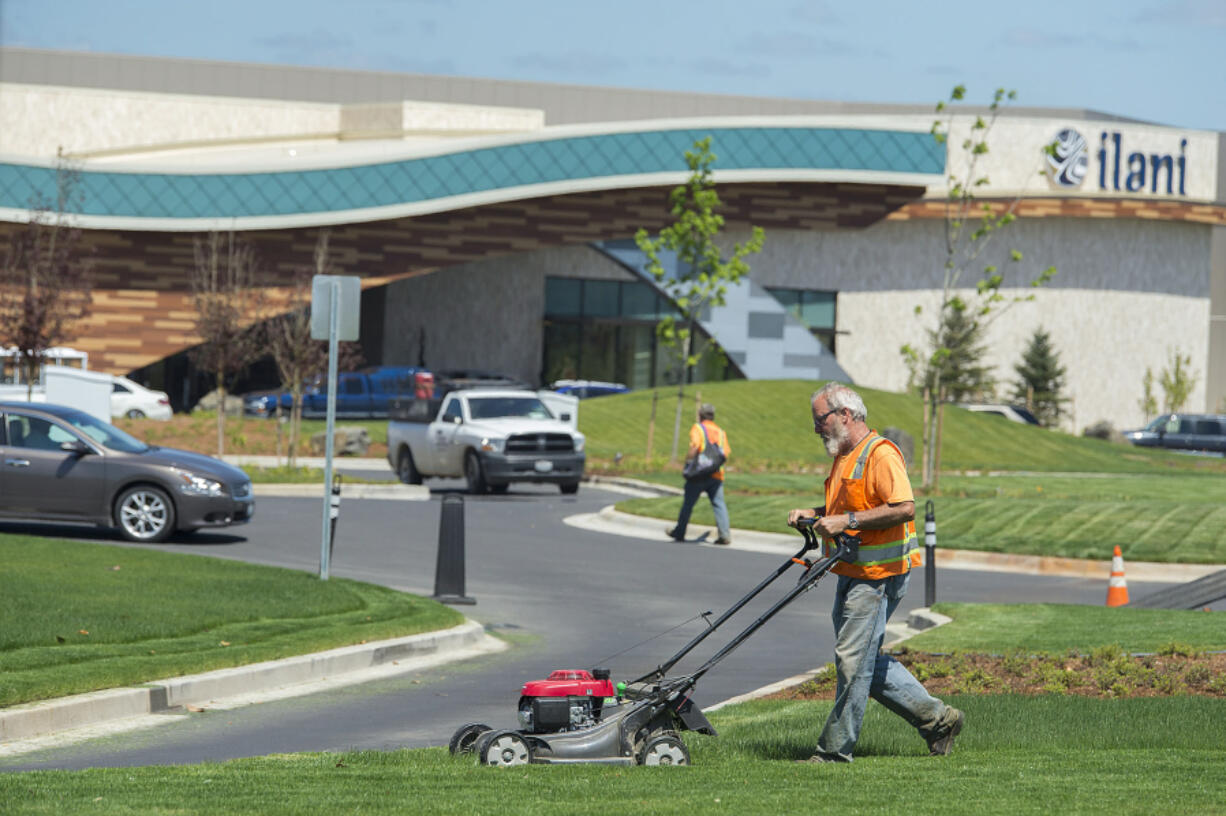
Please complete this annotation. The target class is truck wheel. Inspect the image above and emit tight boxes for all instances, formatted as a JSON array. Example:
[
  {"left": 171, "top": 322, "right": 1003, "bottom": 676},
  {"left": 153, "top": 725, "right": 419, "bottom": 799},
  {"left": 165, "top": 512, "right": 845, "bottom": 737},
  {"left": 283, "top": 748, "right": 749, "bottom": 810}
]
[
  {"left": 396, "top": 447, "right": 423, "bottom": 485},
  {"left": 559, "top": 481, "right": 580, "bottom": 495},
  {"left": 464, "top": 451, "right": 488, "bottom": 494}
]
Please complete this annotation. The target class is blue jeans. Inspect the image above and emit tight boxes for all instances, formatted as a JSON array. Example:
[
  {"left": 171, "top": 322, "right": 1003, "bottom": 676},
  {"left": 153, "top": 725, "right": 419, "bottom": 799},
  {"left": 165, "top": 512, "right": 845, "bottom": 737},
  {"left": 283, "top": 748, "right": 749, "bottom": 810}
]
[
  {"left": 816, "top": 571, "right": 949, "bottom": 761},
  {"left": 673, "top": 476, "right": 731, "bottom": 540}
]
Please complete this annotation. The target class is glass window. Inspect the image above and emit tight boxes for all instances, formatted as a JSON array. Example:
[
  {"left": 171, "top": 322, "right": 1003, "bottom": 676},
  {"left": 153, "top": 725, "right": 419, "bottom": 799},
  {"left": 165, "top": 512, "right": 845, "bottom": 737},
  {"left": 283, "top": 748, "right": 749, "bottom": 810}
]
[
  {"left": 800, "top": 291, "right": 836, "bottom": 329},
  {"left": 545, "top": 278, "right": 582, "bottom": 316},
  {"left": 616, "top": 323, "right": 656, "bottom": 390},
  {"left": 583, "top": 322, "right": 618, "bottom": 382},
  {"left": 543, "top": 321, "right": 581, "bottom": 384},
  {"left": 582, "top": 280, "right": 619, "bottom": 318},
  {"left": 467, "top": 397, "right": 553, "bottom": 420},
  {"left": 443, "top": 399, "right": 463, "bottom": 422},
  {"left": 341, "top": 376, "right": 364, "bottom": 395},
  {"left": 620, "top": 281, "right": 660, "bottom": 319}
]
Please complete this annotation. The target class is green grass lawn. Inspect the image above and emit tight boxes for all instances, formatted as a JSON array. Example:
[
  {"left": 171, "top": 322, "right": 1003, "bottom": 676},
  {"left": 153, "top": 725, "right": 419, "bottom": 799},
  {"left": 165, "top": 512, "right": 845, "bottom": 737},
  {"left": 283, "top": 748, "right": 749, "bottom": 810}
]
[
  {"left": 614, "top": 471, "right": 1226, "bottom": 563},
  {"left": 3, "top": 696, "right": 1223, "bottom": 815},
  {"left": 0, "top": 534, "right": 464, "bottom": 707},
  {"left": 578, "top": 380, "right": 1226, "bottom": 475},
  {"left": 910, "top": 602, "right": 1226, "bottom": 653}
]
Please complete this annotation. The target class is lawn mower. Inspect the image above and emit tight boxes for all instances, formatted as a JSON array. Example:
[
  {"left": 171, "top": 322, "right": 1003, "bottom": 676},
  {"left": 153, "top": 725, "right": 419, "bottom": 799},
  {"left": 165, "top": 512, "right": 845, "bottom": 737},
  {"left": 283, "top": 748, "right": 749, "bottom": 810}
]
[{"left": 448, "top": 519, "right": 858, "bottom": 767}]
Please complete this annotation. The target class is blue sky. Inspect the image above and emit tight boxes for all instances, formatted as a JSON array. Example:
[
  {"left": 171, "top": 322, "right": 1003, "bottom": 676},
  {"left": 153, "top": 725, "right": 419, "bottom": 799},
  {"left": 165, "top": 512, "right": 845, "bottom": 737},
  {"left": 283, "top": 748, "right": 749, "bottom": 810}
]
[{"left": 2, "top": 0, "right": 1223, "bottom": 131}]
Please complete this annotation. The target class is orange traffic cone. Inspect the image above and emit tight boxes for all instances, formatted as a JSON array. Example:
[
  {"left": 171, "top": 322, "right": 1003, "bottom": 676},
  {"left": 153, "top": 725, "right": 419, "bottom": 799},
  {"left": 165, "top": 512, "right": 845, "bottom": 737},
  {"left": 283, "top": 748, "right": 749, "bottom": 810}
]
[{"left": 1106, "top": 545, "right": 1129, "bottom": 606}]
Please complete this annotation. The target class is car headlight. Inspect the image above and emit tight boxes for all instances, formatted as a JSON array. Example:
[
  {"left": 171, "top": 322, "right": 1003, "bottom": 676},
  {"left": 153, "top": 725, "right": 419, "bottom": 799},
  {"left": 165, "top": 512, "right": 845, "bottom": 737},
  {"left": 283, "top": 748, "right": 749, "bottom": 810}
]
[
  {"left": 171, "top": 468, "right": 224, "bottom": 497},
  {"left": 480, "top": 437, "right": 505, "bottom": 453},
  {"left": 574, "top": 435, "right": 585, "bottom": 453}
]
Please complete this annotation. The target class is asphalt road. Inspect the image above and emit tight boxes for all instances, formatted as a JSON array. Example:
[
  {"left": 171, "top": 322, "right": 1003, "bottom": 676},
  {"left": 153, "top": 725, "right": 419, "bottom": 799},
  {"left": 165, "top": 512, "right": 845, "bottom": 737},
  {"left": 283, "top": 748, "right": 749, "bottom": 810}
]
[{"left": 0, "top": 480, "right": 1166, "bottom": 771}]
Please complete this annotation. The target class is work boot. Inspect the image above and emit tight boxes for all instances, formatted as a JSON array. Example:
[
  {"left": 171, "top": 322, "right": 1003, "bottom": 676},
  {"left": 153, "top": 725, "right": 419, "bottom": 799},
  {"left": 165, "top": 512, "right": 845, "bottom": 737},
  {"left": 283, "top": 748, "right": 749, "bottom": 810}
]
[
  {"left": 713, "top": 537, "right": 732, "bottom": 546},
  {"left": 926, "top": 707, "right": 964, "bottom": 756},
  {"left": 795, "top": 752, "right": 844, "bottom": 764},
  {"left": 665, "top": 527, "right": 685, "bottom": 542}
]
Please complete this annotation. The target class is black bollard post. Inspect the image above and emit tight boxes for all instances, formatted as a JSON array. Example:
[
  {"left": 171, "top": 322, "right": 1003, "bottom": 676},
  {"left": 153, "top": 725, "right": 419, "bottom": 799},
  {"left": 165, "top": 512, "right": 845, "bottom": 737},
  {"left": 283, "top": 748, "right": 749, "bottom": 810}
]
[
  {"left": 924, "top": 499, "right": 936, "bottom": 607},
  {"left": 328, "top": 473, "right": 342, "bottom": 559},
  {"left": 433, "top": 494, "right": 476, "bottom": 605}
]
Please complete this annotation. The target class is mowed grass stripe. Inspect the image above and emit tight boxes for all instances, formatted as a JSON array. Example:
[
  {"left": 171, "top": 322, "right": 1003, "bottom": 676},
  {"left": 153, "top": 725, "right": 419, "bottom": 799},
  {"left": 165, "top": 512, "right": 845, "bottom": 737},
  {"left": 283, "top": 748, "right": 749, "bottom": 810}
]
[
  {"left": 0, "top": 535, "right": 463, "bottom": 707},
  {"left": 616, "top": 493, "right": 1226, "bottom": 562},
  {"left": 3, "top": 697, "right": 1224, "bottom": 815}
]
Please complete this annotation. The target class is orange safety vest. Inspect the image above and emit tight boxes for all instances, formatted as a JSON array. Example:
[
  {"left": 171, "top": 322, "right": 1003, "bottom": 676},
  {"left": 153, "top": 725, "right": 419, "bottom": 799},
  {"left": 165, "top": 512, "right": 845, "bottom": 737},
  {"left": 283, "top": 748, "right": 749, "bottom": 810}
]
[{"left": 823, "top": 433, "right": 921, "bottom": 580}]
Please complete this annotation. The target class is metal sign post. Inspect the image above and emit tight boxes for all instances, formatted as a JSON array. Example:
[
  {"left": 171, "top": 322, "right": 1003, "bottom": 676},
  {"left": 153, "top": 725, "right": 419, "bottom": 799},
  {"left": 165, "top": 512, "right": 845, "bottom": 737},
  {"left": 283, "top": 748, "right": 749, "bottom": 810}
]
[{"left": 311, "top": 274, "right": 360, "bottom": 580}]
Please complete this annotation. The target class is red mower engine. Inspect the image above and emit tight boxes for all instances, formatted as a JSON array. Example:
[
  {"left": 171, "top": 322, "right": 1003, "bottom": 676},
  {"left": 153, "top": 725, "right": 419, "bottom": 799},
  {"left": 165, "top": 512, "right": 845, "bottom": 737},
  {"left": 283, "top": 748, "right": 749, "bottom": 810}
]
[{"left": 517, "top": 669, "right": 617, "bottom": 734}]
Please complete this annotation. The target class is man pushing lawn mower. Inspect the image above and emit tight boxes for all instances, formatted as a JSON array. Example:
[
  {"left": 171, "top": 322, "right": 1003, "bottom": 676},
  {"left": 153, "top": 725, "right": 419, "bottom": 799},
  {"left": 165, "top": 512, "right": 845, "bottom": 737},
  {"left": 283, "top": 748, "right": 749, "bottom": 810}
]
[{"left": 787, "top": 382, "right": 963, "bottom": 764}]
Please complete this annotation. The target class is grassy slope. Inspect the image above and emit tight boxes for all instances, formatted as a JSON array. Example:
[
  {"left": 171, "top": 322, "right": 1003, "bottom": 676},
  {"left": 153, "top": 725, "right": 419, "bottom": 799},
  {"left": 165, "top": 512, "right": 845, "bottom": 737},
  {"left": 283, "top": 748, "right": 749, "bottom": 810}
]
[
  {"left": 0, "top": 535, "right": 464, "bottom": 707},
  {"left": 578, "top": 380, "right": 1226, "bottom": 474},
  {"left": 584, "top": 381, "right": 1226, "bottom": 562}
]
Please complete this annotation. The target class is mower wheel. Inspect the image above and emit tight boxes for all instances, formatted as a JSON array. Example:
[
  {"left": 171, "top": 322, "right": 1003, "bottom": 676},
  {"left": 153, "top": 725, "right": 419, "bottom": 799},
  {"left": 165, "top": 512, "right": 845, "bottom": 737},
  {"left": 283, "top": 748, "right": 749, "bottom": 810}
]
[
  {"left": 448, "top": 722, "right": 492, "bottom": 756},
  {"left": 479, "top": 729, "right": 533, "bottom": 767},
  {"left": 639, "top": 732, "right": 690, "bottom": 766}
]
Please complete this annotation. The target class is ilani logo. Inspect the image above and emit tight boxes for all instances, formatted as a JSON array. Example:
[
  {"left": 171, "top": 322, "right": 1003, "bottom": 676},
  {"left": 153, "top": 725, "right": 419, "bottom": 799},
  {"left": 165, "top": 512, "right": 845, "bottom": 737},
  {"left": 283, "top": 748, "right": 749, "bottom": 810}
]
[
  {"left": 1047, "top": 128, "right": 1088, "bottom": 187},
  {"left": 1047, "top": 128, "right": 1188, "bottom": 196}
]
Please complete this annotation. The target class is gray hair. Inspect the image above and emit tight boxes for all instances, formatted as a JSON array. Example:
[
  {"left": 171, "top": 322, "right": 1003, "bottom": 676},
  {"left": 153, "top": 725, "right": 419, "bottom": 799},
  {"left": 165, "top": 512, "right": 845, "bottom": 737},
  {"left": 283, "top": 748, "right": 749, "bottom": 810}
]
[
  {"left": 811, "top": 382, "right": 867, "bottom": 422},
  {"left": 698, "top": 402, "right": 716, "bottom": 420}
]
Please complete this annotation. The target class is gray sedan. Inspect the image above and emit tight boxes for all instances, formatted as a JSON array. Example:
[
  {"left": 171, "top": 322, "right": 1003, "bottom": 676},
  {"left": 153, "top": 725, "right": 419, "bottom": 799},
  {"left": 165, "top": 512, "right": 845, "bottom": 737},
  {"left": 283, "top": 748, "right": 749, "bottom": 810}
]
[{"left": 0, "top": 401, "right": 253, "bottom": 542}]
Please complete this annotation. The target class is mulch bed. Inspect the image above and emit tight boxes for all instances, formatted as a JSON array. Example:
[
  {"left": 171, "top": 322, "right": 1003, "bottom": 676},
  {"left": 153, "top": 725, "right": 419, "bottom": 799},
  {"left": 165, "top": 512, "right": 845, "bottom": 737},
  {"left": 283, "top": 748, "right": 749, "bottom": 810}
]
[{"left": 768, "top": 648, "right": 1226, "bottom": 700}]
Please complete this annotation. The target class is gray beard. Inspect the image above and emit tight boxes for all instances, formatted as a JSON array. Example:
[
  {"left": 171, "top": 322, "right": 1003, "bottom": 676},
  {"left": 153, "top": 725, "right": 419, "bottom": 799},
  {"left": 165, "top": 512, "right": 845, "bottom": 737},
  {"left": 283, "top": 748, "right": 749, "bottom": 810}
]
[{"left": 822, "top": 422, "right": 848, "bottom": 458}]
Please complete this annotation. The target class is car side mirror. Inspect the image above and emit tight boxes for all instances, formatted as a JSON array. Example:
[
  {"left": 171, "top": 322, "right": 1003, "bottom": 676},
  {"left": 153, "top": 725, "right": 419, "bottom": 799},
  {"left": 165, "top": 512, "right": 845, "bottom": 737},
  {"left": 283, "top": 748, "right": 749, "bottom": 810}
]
[
  {"left": 60, "top": 439, "right": 91, "bottom": 455},
  {"left": 452, "top": 415, "right": 463, "bottom": 425}
]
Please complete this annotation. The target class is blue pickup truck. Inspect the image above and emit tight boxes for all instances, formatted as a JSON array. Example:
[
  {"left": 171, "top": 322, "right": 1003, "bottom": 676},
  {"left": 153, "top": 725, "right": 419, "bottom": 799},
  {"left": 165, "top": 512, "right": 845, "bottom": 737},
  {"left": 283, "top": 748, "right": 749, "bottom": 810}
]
[{"left": 244, "top": 366, "right": 430, "bottom": 419}]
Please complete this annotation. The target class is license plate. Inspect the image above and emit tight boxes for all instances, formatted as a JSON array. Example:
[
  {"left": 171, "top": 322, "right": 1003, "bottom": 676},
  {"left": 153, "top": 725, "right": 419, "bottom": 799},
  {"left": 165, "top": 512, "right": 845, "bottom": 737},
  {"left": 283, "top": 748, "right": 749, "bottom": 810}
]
[{"left": 534, "top": 459, "right": 554, "bottom": 473}]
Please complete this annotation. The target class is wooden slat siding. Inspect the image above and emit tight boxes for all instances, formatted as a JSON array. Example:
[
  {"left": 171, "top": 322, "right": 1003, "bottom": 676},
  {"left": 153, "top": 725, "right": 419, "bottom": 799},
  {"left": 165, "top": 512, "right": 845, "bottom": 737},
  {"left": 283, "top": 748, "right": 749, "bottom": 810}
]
[
  {"left": 888, "top": 198, "right": 1226, "bottom": 225},
  {"left": 38, "top": 183, "right": 1224, "bottom": 374}
]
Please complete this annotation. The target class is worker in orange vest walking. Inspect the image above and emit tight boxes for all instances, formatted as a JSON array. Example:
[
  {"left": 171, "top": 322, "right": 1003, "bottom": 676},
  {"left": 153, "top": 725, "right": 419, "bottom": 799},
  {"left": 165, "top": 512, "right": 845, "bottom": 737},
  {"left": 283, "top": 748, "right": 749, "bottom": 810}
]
[
  {"left": 788, "top": 382, "right": 963, "bottom": 763},
  {"left": 666, "top": 402, "right": 732, "bottom": 545}
]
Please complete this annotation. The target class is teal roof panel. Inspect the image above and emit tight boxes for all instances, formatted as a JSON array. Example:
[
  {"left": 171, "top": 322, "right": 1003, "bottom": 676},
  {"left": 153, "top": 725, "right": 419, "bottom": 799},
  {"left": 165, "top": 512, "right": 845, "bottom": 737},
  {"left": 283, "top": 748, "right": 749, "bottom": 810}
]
[{"left": 0, "top": 125, "right": 943, "bottom": 229}]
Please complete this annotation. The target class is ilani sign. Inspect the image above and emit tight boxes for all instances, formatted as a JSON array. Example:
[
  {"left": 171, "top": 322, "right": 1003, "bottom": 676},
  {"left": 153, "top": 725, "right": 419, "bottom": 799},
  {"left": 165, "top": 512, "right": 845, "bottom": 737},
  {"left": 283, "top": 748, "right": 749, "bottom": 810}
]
[{"left": 1047, "top": 128, "right": 1188, "bottom": 196}]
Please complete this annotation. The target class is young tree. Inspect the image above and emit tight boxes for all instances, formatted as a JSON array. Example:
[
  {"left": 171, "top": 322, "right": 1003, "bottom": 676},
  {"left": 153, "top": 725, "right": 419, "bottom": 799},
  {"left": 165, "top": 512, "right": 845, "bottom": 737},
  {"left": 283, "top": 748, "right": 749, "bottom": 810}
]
[
  {"left": 1159, "top": 349, "right": 1196, "bottom": 413},
  {"left": 635, "top": 137, "right": 765, "bottom": 462},
  {"left": 265, "top": 230, "right": 364, "bottom": 466},
  {"left": 1138, "top": 368, "right": 1158, "bottom": 423},
  {"left": 0, "top": 159, "right": 93, "bottom": 397},
  {"left": 926, "top": 304, "right": 995, "bottom": 403},
  {"left": 1011, "top": 327, "right": 1067, "bottom": 426},
  {"left": 902, "top": 86, "right": 1057, "bottom": 491},
  {"left": 190, "top": 231, "right": 265, "bottom": 456}
]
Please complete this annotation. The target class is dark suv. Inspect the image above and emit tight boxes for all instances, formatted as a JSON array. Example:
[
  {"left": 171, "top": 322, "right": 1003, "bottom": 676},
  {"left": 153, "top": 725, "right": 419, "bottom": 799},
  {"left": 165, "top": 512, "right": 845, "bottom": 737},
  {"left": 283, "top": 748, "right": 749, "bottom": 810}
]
[
  {"left": 1123, "top": 413, "right": 1226, "bottom": 455},
  {"left": 0, "top": 402, "right": 254, "bottom": 542}
]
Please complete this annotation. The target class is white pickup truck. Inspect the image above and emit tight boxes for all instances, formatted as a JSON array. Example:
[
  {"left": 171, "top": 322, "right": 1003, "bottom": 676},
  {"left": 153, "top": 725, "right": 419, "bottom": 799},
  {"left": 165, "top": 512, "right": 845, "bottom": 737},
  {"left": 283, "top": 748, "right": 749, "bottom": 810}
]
[{"left": 386, "top": 389, "right": 585, "bottom": 494}]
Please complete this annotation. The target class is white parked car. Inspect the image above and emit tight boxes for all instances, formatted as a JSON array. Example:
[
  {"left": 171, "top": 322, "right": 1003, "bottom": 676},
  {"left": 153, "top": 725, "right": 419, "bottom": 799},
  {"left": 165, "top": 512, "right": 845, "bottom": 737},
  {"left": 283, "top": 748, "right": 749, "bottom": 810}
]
[{"left": 111, "top": 376, "right": 172, "bottom": 420}]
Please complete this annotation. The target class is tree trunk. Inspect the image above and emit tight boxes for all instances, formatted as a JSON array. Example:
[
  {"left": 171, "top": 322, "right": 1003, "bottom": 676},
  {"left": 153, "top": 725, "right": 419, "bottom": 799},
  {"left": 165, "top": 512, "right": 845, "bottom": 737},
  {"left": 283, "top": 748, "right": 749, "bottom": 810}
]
[
  {"left": 645, "top": 388, "right": 658, "bottom": 464},
  {"left": 215, "top": 370, "right": 226, "bottom": 457},
  {"left": 289, "top": 390, "right": 303, "bottom": 468},
  {"left": 933, "top": 386, "right": 947, "bottom": 493},
  {"left": 669, "top": 329, "right": 693, "bottom": 464},
  {"left": 921, "top": 386, "right": 932, "bottom": 489}
]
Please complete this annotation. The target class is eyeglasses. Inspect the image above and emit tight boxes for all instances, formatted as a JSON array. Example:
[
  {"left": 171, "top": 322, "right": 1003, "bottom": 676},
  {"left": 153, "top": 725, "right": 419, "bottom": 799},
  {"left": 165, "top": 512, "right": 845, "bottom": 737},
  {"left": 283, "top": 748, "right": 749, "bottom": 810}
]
[{"left": 813, "top": 407, "right": 841, "bottom": 428}]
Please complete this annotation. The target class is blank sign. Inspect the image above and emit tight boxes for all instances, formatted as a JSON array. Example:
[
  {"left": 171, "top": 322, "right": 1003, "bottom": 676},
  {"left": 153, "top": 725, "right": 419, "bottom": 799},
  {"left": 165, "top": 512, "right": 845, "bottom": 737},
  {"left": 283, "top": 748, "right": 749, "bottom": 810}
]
[{"left": 311, "top": 275, "right": 361, "bottom": 341}]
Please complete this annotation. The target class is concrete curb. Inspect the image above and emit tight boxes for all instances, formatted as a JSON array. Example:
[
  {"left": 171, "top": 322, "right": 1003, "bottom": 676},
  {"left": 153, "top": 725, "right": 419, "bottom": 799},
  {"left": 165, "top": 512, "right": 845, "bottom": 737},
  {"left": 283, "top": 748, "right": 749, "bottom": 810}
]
[
  {"left": 253, "top": 483, "right": 429, "bottom": 500},
  {"left": 0, "top": 620, "right": 500, "bottom": 745},
  {"left": 224, "top": 455, "right": 390, "bottom": 471},
  {"left": 567, "top": 505, "right": 1222, "bottom": 584}
]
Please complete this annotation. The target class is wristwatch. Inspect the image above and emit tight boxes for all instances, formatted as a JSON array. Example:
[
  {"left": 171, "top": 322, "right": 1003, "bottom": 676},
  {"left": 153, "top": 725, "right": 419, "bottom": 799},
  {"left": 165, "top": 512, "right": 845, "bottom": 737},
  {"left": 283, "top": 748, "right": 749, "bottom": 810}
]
[{"left": 846, "top": 512, "right": 860, "bottom": 530}]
